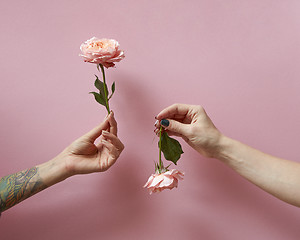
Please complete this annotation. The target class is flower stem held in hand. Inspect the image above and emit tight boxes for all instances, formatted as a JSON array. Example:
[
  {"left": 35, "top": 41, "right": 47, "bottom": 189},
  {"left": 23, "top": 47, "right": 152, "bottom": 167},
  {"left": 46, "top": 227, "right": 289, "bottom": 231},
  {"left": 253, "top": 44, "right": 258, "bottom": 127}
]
[
  {"left": 158, "top": 125, "right": 164, "bottom": 172},
  {"left": 144, "top": 121, "right": 184, "bottom": 194},
  {"left": 98, "top": 64, "right": 110, "bottom": 114}
]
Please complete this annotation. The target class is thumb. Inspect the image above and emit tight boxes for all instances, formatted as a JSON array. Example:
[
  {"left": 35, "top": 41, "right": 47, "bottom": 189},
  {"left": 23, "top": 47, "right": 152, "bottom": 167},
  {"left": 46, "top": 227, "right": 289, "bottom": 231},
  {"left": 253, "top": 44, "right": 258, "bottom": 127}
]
[
  {"left": 160, "top": 119, "right": 189, "bottom": 137},
  {"left": 82, "top": 118, "right": 109, "bottom": 142}
]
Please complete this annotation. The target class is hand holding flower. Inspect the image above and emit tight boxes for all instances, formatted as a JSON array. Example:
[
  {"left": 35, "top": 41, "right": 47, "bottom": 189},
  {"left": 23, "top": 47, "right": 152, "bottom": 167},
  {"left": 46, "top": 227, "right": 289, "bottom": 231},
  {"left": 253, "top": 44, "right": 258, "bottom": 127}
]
[
  {"left": 61, "top": 112, "right": 124, "bottom": 176},
  {"left": 144, "top": 123, "right": 185, "bottom": 194},
  {"left": 155, "top": 103, "right": 222, "bottom": 158}
]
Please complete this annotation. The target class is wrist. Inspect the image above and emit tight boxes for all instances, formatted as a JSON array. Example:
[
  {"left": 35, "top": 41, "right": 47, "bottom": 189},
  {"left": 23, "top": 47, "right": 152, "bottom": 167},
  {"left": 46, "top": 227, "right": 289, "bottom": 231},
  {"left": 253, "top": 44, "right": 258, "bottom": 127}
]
[
  {"left": 213, "top": 134, "right": 248, "bottom": 168},
  {"left": 37, "top": 154, "right": 72, "bottom": 187},
  {"left": 211, "top": 134, "right": 234, "bottom": 161}
]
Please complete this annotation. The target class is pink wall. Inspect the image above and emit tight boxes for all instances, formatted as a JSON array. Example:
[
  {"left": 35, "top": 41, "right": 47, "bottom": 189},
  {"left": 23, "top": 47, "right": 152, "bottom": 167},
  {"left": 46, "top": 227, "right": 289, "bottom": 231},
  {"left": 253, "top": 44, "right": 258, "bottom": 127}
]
[{"left": 1, "top": 0, "right": 300, "bottom": 239}]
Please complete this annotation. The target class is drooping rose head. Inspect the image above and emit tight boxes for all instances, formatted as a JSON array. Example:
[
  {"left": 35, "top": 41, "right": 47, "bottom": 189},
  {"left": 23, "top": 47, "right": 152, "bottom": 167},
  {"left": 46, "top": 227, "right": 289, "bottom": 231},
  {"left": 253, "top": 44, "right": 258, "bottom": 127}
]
[
  {"left": 143, "top": 169, "right": 184, "bottom": 194},
  {"left": 80, "top": 37, "right": 125, "bottom": 68}
]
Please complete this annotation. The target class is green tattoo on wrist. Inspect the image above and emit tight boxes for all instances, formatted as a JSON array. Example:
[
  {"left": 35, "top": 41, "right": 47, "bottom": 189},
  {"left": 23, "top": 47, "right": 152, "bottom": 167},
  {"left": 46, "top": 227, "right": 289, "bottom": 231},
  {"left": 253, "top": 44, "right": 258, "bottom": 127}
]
[{"left": 0, "top": 167, "right": 46, "bottom": 212}]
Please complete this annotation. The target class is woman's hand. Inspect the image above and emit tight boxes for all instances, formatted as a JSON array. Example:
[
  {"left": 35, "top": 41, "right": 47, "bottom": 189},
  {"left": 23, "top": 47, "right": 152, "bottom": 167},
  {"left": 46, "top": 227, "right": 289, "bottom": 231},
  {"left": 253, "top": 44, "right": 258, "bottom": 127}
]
[
  {"left": 155, "top": 103, "right": 222, "bottom": 158},
  {"left": 61, "top": 111, "right": 124, "bottom": 176}
]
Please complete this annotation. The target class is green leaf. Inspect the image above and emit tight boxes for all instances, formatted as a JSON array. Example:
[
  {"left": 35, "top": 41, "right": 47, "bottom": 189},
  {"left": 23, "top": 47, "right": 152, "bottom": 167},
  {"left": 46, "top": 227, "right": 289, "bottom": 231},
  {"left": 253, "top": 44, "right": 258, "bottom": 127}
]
[
  {"left": 94, "top": 75, "right": 101, "bottom": 90},
  {"left": 89, "top": 92, "right": 106, "bottom": 106},
  {"left": 108, "top": 82, "right": 116, "bottom": 100},
  {"left": 155, "top": 162, "right": 159, "bottom": 172},
  {"left": 94, "top": 76, "right": 108, "bottom": 97},
  {"left": 160, "top": 131, "right": 184, "bottom": 165},
  {"left": 111, "top": 82, "right": 115, "bottom": 94}
]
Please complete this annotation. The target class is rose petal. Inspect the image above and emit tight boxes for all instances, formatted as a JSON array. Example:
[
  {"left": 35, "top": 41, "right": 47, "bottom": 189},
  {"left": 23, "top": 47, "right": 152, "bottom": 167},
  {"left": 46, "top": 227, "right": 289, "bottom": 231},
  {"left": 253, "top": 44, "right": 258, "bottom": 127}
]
[
  {"left": 158, "top": 175, "right": 174, "bottom": 188},
  {"left": 143, "top": 175, "right": 155, "bottom": 188},
  {"left": 148, "top": 174, "right": 164, "bottom": 187}
]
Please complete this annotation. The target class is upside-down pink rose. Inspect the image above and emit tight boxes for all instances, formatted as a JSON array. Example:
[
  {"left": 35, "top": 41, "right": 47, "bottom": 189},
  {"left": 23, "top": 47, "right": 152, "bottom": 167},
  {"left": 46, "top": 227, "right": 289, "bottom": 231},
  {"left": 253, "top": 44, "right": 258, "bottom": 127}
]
[{"left": 144, "top": 169, "right": 184, "bottom": 194}]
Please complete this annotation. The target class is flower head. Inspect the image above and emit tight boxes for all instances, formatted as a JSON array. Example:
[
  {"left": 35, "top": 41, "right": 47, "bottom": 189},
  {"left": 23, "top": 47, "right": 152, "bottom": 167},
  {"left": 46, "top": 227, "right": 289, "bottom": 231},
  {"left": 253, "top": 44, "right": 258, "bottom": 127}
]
[
  {"left": 143, "top": 169, "right": 184, "bottom": 194},
  {"left": 80, "top": 37, "right": 125, "bottom": 68}
]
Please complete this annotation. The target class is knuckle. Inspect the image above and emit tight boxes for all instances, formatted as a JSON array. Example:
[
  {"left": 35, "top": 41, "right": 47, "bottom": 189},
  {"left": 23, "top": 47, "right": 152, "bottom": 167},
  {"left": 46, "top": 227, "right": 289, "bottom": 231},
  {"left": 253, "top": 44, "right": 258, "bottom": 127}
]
[
  {"left": 169, "top": 121, "right": 180, "bottom": 132},
  {"left": 195, "top": 105, "right": 203, "bottom": 112},
  {"left": 120, "top": 143, "right": 125, "bottom": 151}
]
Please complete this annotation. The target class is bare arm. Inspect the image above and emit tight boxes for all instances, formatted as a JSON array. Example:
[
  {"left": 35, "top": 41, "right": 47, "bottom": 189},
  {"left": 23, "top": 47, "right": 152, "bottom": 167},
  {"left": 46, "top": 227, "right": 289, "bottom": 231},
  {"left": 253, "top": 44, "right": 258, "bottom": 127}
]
[
  {"left": 0, "top": 159, "right": 66, "bottom": 212},
  {"left": 155, "top": 103, "right": 300, "bottom": 207},
  {"left": 218, "top": 136, "right": 300, "bottom": 207},
  {"left": 0, "top": 112, "right": 124, "bottom": 213}
]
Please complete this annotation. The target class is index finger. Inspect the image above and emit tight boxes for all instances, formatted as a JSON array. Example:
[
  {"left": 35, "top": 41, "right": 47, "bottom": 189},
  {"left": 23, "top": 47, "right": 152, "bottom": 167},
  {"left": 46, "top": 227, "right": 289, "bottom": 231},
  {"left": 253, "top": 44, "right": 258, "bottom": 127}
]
[{"left": 156, "top": 103, "right": 191, "bottom": 120}]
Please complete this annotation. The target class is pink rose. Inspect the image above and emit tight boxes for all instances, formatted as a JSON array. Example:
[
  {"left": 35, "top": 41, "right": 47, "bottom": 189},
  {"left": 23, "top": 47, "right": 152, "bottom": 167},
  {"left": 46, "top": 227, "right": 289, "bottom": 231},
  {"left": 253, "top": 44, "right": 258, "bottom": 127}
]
[
  {"left": 143, "top": 169, "right": 184, "bottom": 194},
  {"left": 80, "top": 37, "right": 125, "bottom": 68}
]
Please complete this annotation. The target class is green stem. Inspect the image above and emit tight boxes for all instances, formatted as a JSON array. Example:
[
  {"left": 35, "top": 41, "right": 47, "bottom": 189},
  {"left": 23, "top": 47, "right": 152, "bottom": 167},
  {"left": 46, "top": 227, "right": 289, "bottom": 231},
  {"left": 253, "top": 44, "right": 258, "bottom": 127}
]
[
  {"left": 158, "top": 126, "right": 164, "bottom": 173},
  {"left": 99, "top": 64, "right": 110, "bottom": 114}
]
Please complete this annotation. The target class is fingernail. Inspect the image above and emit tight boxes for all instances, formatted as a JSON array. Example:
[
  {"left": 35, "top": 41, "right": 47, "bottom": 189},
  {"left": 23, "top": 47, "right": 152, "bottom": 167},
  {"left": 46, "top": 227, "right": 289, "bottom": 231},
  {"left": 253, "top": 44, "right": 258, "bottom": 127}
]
[
  {"left": 155, "top": 116, "right": 158, "bottom": 120},
  {"left": 154, "top": 120, "right": 159, "bottom": 126},
  {"left": 102, "top": 130, "right": 109, "bottom": 135},
  {"left": 161, "top": 119, "right": 169, "bottom": 127}
]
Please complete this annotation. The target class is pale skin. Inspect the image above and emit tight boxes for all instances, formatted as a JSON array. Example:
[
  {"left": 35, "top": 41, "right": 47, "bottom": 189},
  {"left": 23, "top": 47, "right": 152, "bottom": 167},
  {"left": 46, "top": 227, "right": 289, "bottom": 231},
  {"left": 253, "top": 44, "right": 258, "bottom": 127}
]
[
  {"left": 155, "top": 103, "right": 300, "bottom": 207},
  {"left": 0, "top": 112, "right": 124, "bottom": 213}
]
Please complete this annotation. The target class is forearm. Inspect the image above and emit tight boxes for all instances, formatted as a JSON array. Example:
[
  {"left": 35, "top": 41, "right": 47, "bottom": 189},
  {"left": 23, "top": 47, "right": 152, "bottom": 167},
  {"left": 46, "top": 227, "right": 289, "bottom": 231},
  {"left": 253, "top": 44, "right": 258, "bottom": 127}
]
[
  {"left": 216, "top": 135, "right": 300, "bottom": 207},
  {"left": 0, "top": 156, "right": 69, "bottom": 212}
]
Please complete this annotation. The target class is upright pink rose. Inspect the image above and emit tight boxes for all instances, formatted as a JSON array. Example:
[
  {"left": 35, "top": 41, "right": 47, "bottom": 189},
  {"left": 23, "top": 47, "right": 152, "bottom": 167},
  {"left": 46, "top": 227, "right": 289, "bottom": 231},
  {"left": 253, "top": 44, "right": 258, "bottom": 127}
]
[
  {"left": 144, "top": 169, "right": 184, "bottom": 194},
  {"left": 80, "top": 37, "right": 125, "bottom": 68}
]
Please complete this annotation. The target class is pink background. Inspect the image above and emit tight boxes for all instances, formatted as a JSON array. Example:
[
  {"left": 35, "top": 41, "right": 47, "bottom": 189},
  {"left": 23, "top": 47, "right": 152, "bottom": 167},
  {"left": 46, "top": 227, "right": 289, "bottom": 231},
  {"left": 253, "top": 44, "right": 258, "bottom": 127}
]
[{"left": 1, "top": 0, "right": 300, "bottom": 239}]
